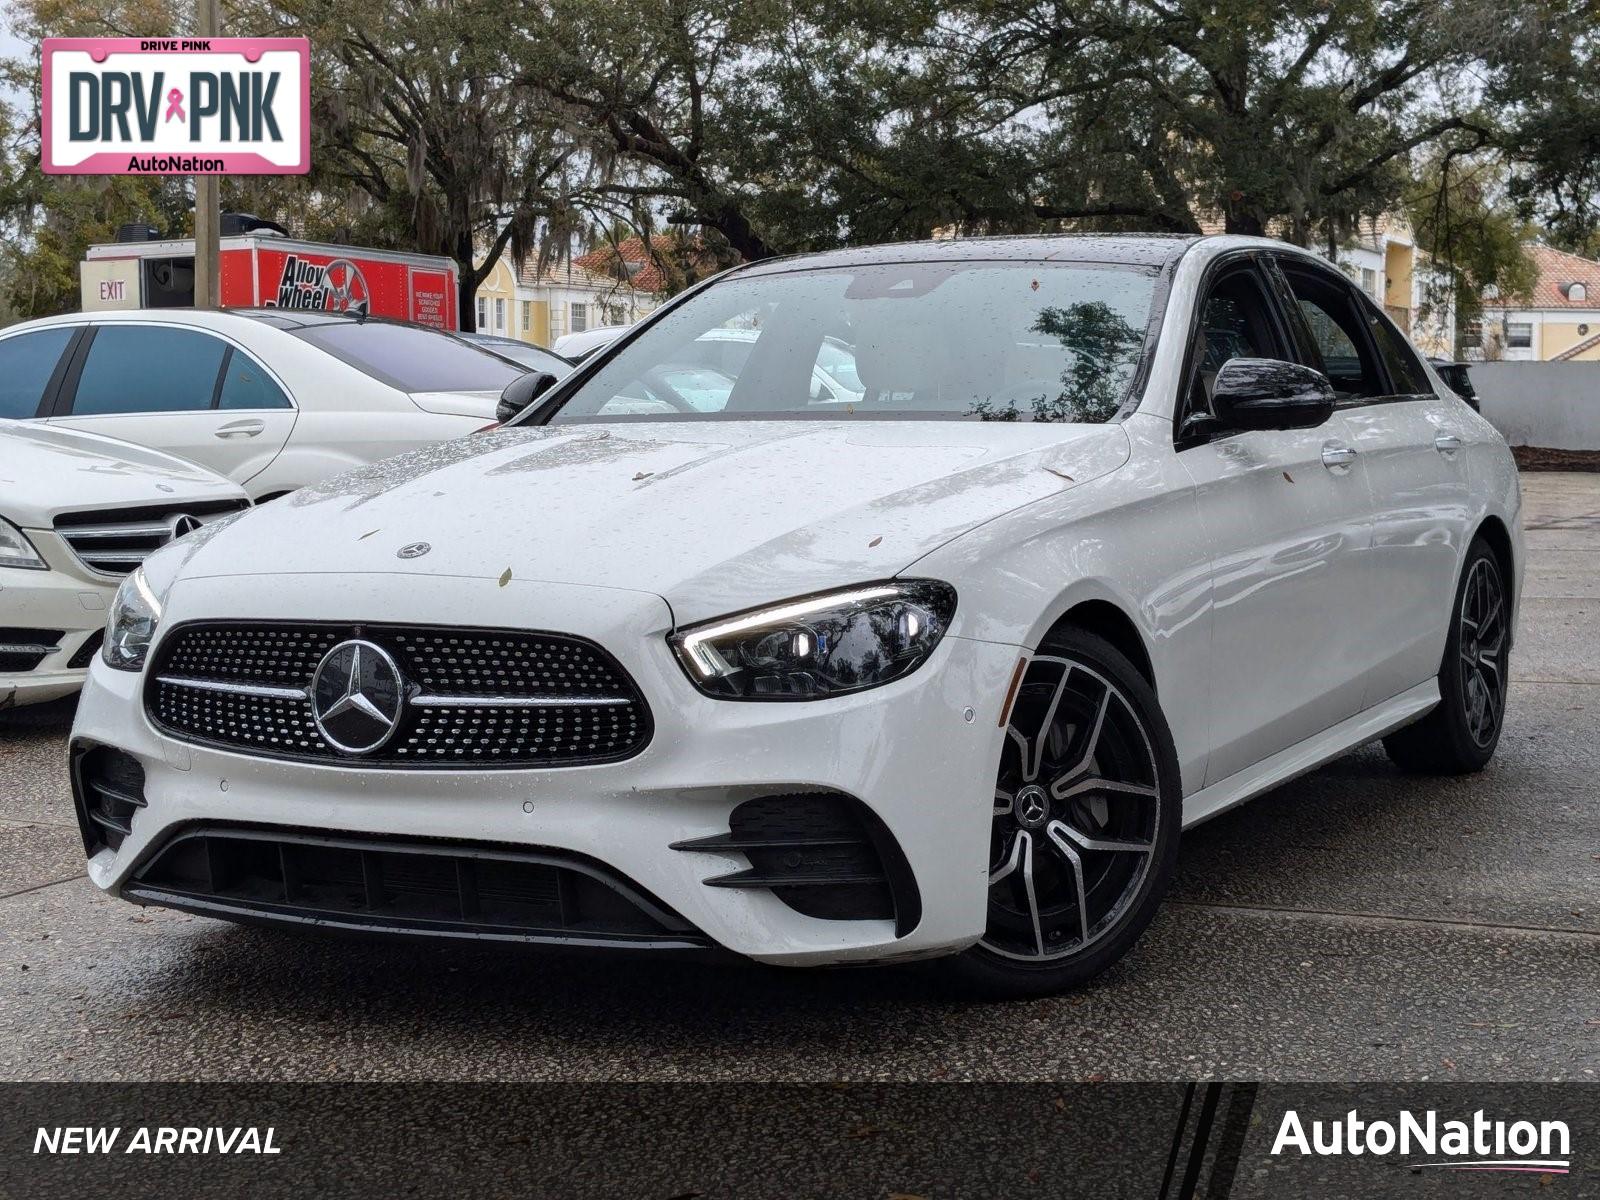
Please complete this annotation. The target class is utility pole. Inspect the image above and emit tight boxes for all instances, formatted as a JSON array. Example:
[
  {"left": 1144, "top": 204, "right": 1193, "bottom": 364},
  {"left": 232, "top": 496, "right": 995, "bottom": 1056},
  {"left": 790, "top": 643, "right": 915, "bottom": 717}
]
[{"left": 192, "top": 0, "right": 222, "bottom": 307}]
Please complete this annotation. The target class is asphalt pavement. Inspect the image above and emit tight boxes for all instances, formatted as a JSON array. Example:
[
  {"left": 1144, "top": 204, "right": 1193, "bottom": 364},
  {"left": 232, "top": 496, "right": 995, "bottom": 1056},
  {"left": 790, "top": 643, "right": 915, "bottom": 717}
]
[{"left": 2, "top": 472, "right": 1596, "bottom": 1082}]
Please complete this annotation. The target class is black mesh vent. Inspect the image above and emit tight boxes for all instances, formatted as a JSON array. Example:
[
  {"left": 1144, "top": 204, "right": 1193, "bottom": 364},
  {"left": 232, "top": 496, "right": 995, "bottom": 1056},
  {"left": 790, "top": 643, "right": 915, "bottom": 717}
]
[
  {"left": 673, "top": 792, "right": 922, "bottom": 934},
  {"left": 390, "top": 630, "right": 632, "bottom": 696},
  {"left": 125, "top": 827, "right": 707, "bottom": 948},
  {"left": 145, "top": 621, "right": 652, "bottom": 769},
  {"left": 160, "top": 623, "right": 341, "bottom": 686}
]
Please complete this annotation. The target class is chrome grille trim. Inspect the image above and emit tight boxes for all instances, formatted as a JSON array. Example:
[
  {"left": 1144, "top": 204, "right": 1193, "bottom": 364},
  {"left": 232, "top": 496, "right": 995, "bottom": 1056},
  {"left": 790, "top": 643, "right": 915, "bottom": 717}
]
[
  {"left": 155, "top": 675, "right": 311, "bottom": 700},
  {"left": 55, "top": 500, "right": 249, "bottom": 577},
  {"left": 408, "top": 693, "right": 632, "bottom": 708},
  {"left": 153, "top": 674, "right": 635, "bottom": 709}
]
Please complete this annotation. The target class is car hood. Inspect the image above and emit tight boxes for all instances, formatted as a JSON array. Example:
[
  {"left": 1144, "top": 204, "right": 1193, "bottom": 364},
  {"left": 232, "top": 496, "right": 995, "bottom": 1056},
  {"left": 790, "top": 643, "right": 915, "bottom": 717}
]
[
  {"left": 0, "top": 419, "right": 247, "bottom": 528},
  {"left": 174, "top": 420, "right": 1129, "bottom": 623}
]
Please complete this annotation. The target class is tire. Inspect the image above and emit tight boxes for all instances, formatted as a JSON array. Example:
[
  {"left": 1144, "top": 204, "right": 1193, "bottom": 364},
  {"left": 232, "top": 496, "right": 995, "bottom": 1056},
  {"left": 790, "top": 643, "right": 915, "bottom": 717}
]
[
  {"left": 942, "top": 628, "right": 1182, "bottom": 999},
  {"left": 1383, "top": 537, "right": 1509, "bottom": 774}
]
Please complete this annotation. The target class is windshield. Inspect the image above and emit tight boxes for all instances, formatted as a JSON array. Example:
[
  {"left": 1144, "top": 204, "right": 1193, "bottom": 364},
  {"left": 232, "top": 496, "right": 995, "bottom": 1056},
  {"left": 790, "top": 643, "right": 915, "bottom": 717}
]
[
  {"left": 291, "top": 322, "right": 527, "bottom": 393},
  {"left": 546, "top": 261, "right": 1160, "bottom": 424}
]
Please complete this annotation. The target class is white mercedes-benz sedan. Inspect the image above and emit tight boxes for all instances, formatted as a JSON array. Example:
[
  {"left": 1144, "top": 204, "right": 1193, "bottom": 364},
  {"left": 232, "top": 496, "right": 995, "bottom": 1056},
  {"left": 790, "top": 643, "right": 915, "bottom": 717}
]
[
  {"left": 69, "top": 235, "right": 1522, "bottom": 995},
  {"left": 0, "top": 309, "right": 529, "bottom": 501},
  {"left": 0, "top": 420, "right": 248, "bottom": 709}
]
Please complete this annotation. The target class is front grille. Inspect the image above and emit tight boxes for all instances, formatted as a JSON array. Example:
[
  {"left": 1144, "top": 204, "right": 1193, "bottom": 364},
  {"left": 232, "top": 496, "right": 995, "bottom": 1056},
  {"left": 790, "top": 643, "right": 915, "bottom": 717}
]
[
  {"left": 673, "top": 793, "right": 922, "bottom": 935},
  {"left": 55, "top": 499, "right": 248, "bottom": 576},
  {"left": 0, "top": 627, "right": 63, "bottom": 673},
  {"left": 125, "top": 826, "right": 708, "bottom": 949},
  {"left": 71, "top": 745, "right": 147, "bottom": 854},
  {"left": 146, "top": 621, "right": 653, "bottom": 768}
]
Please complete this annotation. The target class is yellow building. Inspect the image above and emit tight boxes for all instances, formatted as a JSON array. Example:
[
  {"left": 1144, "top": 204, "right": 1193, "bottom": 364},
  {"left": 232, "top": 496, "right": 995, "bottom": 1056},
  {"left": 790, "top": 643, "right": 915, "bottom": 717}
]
[
  {"left": 1476, "top": 244, "right": 1600, "bottom": 362},
  {"left": 471, "top": 250, "right": 657, "bottom": 347}
]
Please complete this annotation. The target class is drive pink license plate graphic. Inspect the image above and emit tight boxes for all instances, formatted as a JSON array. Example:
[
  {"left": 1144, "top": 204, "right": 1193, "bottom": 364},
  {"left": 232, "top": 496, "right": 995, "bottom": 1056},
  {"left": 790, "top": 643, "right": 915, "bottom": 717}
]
[{"left": 42, "top": 37, "right": 309, "bottom": 175}]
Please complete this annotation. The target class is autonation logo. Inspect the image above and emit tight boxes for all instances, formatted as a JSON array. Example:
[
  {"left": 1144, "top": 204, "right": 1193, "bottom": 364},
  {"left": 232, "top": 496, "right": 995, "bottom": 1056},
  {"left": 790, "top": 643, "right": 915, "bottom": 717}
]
[{"left": 1272, "top": 1108, "right": 1571, "bottom": 1175}]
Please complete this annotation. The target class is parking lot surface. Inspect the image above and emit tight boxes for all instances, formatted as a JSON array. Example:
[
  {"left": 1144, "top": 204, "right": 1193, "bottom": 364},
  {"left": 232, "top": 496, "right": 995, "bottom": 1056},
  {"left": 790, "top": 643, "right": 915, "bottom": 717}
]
[{"left": 2, "top": 472, "right": 1596, "bottom": 1082}]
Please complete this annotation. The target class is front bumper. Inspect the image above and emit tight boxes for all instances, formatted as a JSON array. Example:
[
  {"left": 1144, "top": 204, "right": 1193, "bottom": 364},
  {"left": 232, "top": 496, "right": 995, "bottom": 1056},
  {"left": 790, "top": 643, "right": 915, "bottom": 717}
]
[
  {"left": 0, "top": 531, "right": 116, "bottom": 708},
  {"left": 70, "top": 571, "right": 1021, "bottom": 965}
]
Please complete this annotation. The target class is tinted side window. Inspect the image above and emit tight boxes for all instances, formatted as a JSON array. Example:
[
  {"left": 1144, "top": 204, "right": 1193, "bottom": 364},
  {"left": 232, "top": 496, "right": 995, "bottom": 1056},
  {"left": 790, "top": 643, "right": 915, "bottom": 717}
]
[
  {"left": 217, "top": 351, "right": 292, "bottom": 409},
  {"left": 73, "top": 327, "right": 227, "bottom": 415},
  {"left": 1188, "top": 268, "right": 1287, "bottom": 415},
  {"left": 1362, "top": 299, "right": 1431, "bottom": 394},
  {"left": 0, "top": 328, "right": 74, "bottom": 419},
  {"left": 1281, "top": 269, "right": 1384, "bottom": 399},
  {"left": 291, "top": 322, "right": 524, "bottom": 392}
]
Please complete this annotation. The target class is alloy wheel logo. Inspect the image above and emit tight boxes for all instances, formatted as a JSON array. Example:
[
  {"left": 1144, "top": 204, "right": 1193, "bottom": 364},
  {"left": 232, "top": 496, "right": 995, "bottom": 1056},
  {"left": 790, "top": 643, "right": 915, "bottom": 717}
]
[
  {"left": 1272, "top": 1108, "right": 1571, "bottom": 1175},
  {"left": 269, "top": 255, "right": 370, "bottom": 315}
]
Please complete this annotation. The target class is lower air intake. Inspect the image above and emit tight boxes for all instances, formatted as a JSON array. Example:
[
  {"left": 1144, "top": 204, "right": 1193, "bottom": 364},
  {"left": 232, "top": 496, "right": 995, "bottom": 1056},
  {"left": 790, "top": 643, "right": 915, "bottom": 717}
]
[
  {"left": 71, "top": 744, "right": 147, "bottom": 854},
  {"left": 125, "top": 827, "right": 708, "bottom": 950},
  {"left": 673, "top": 792, "right": 922, "bottom": 936}
]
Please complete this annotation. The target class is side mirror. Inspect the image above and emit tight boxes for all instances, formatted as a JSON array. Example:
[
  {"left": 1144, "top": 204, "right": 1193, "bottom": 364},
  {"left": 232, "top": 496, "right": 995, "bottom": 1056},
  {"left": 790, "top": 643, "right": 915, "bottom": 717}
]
[
  {"left": 496, "top": 371, "right": 559, "bottom": 425},
  {"left": 1210, "top": 358, "right": 1335, "bottom": 431}
]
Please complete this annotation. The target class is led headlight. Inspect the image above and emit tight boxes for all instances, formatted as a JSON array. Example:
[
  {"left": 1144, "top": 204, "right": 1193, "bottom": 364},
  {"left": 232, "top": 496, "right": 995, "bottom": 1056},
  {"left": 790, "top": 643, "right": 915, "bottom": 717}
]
[
  {"left": 102, "top": 566, "right": 163, "bottom": 671},
  {"left": 0, "top": 517, "right": 45, "bottom": 570},
  {"left": 670, "top": 580, "right": 957, "bottom": 700}
]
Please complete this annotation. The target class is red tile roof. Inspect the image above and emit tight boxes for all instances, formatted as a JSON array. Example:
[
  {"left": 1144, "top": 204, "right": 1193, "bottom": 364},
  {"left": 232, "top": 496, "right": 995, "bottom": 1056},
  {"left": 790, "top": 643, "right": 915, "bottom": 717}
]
[
  {"left": 574, "top": 235, "right": 716, "bottom": 295},
  {"left": 1519, "top": 243, "right": 1600, "bottom": 309}
]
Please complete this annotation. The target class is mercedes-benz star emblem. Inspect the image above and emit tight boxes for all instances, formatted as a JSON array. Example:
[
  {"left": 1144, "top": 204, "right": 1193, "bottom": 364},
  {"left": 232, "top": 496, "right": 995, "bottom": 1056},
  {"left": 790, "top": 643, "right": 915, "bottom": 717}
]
[
  {"left": 310, "top": 640, "right": 405, "bottom": 754},
  {"left": 168, "top": 513, "right": 203, "bottom": 538},
  {"left": 1014, "top": 784, "right": 1051, "bottom": 829}
]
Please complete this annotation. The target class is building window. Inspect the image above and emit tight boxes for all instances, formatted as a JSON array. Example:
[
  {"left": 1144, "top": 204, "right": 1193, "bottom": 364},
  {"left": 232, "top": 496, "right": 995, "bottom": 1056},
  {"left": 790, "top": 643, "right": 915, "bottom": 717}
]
[
  {"left": 1465, "top": 319, "right": 1484, "bottom": 345},
  {"left": 571, "top": 303, "right": 588, "bottom": 333},
  {"left": 1506, "top": 322, "right": 1533, "bottom": 349},
  {"left": 521, "top": 301, "right": 532, "bottom": 331},
  {"left": 1569, "top": 282, "right": 1588, "bottom": 302},
  {"left": 494, "top": 298, "right": 505, "bottom": 331},
  {"left": 1360, "top": 268, "right": 1377, "bottom": 298},
  {"left": 476, "top": 297, "right": 487, "bottom": 329}
]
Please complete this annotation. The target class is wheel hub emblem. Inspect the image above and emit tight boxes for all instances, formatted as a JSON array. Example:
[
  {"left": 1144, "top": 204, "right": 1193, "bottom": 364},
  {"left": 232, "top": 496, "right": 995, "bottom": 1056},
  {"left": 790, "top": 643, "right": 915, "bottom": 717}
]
[
  {"left": 1013, "top": 784, "right": 1051, "bottom": 829},
  {"left": 310, "top": 639, "right": 404, "bottom": 754}
]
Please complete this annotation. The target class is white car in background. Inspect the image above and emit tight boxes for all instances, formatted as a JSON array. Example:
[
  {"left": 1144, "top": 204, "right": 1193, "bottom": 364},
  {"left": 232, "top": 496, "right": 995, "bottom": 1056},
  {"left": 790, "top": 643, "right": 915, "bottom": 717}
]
[
  {"left": 0, "top": 419, "right": 247, "bottom": 708},
  {"left": 71, "top": 235, "right": 1521, "bottom": 996},
  {"left": 0, "top": 310, "right": 531, "bottom": 500},
  {"left": 553, "top": 324, "right": 631, "bottom": 361}
]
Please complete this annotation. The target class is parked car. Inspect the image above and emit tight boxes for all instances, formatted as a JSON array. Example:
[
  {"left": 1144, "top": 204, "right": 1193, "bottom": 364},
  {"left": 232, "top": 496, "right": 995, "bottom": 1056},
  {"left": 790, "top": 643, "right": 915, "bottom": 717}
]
[
  {"left": 0, "top": 419, "right": 248, "bottom": 708},
  {"left": 552, "top": 324, "right": 630, "bottom": 361},
  {"left": 70, "top": 235, "right": 1521, "bottom": 997},
  {"left": 457, "top": 331, "right": 574, "bottom": 376},
  {"left": 0, "top": 310, "right": 530, "bottom": 500},
  {"left": 1428, "top": 358, "right": 1480, "bottom": 411}
]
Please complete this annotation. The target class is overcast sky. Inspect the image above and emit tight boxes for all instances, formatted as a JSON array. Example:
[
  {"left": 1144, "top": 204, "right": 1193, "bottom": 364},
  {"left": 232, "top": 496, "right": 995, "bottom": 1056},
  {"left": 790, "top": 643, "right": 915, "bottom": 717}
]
[{"left": 1, "top": 26, "right": 28, "bottom": 104}]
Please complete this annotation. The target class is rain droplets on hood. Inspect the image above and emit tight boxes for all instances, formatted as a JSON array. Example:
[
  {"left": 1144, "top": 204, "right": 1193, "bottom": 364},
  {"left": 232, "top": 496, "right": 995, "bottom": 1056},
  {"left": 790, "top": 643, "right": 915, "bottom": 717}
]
[{"left": 287, "top": 427, "right": 605, "bottom": 510}]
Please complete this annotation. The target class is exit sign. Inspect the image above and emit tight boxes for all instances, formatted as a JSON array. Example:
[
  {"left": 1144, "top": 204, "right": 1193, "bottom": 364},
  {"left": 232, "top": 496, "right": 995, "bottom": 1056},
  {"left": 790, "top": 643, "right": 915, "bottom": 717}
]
[{"left": 42, "top": 37, "right": 309, "bottom": 175}]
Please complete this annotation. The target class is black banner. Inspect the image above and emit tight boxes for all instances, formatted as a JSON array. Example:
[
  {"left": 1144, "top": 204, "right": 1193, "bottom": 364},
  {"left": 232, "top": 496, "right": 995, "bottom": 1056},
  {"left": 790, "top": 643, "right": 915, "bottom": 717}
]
[{"left": 3, "top": 1083, "right": 1595, "bottom": 1198}]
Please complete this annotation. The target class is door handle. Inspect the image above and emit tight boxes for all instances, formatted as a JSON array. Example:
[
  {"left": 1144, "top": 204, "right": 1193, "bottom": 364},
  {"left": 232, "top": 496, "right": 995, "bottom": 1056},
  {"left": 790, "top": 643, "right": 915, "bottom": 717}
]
[
  {"left": 1434, "top": 432, "right": 1463, "bottom": 453},
  {"left": 1320, "top": 443, "right": 1357, "bottom": 469},
  {"left": 214, "top": 419, "right": 265, "bottom": 439}
]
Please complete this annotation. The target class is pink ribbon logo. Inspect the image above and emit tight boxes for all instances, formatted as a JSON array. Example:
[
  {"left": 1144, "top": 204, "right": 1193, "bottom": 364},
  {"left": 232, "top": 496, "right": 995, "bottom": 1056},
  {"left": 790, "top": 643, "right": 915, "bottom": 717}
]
[{"left": 164, "top": 88, "right": 185, "bottom": 123}]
